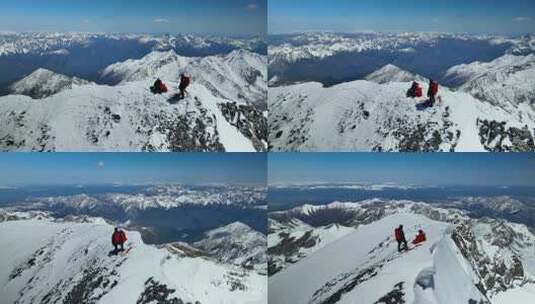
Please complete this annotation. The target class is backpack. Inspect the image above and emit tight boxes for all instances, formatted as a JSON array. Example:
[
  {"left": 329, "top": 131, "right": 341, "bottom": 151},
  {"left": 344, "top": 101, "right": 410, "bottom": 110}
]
[
  {"left": 160, "top": 83, "right": 168, "bottom": 93},
  {"left": 182, "top": 76, "right": 191, "bottom": 87},
  {"left": 430, "top": 82, "right": 439, "bottom": 95},
  {"left": 415, "top": 86, "right": 423, "bottom": 97},
  {"left": 395, "top": 228, "right": 402, "bottom": 241}
]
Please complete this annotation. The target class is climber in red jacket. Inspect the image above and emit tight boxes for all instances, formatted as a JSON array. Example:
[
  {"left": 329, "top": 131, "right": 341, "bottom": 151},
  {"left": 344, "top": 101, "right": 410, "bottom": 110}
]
[
  {"left": 427, "top": 80, "right": 439, "bottom": 106},
  {"left": 412, "top": 229, "right": 427, "bottom": 245},
  {"left": 178, "top": 73, "right": 191, "bottom": 100},
  {"left": 394, "top": 225, "right": 408, "bottom": 252},
  {"left": 151, "top": 78, "right": 168, "bottom": 94},
  {"left": 111, "top": 227, "right": 127, "bottom": 252},
  {"left": 406, "top": 81, "right": 423, "bottom": 98}
]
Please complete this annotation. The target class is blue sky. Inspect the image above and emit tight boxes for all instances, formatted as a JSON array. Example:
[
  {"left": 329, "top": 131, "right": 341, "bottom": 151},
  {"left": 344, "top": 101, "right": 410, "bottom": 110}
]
[
  {"left": 0, "top": 153, "right": 266, "bottom": 186},
  {"left": 269, "top": 0, "right": 535, "bottom": 34},
  {"left": 269, "top": 153, "right": 535, "bottom": 186},
  {"left": 0, "top": 0, "right": 266, "bottom": 35}
]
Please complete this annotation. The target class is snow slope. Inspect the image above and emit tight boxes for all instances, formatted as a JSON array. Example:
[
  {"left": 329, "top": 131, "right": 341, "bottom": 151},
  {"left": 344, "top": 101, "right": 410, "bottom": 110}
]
[
  {"left": 268, "top": 218, "right": 356, "bottom": 275},
  {"left": 269, "top": 78, "right": 535, "bottom": 152},
  {"left": 269, "top": 213, "right": 473, "bottom": 304},
  {"left": 9, "top": 68, "right": 91, "bottom": 99},
  {"left": 268, "top": 200, "right": 535, "bottom": 304},
  {"left": 445, "top": 54, "right": 535, "bottom": 112},
  {"left": 0, "top": 216, "right": 266, "bottom": 304},
  {"left": 0, "top": 50, "right": 267, "bottom": 152}
]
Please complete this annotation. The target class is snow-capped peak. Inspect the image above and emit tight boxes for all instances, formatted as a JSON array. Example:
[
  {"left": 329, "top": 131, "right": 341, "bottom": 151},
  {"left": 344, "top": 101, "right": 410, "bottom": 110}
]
[
  {"left": 444, "top": 54, "right": 535, "bottom": 111},
  {"left": 365, "top": 64, "right": 426, "bottom": 84},
  {"left": 194, "top": 221, "right": 267, "bottom": 273},
  {"left": 9, "top": 68, "right": 91, "bottom": 99}
]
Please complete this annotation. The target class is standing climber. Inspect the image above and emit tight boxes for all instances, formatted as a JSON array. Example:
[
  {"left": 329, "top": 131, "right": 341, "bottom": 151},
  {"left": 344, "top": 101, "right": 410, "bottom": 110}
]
[
  {"left": 412, "top": 229, "right": 427, "bottom": 245},
  {"left": 394, "top": 225, "right": 408, "bottom": 252},
  {"left": 178, "top": 73, "right": 191, "bottom": 100},
  {"left": 427, "top": 79, "right": 439, "bottom": 106},
  {"left": 111, "top": 227, "right": 127, "bottom": 253}
]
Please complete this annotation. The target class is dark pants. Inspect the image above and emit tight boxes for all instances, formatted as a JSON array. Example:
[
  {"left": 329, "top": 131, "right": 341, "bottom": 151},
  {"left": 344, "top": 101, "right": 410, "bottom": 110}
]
[
  {"left": 397, "top": 239, "right": 408, "bottom": 252},
  {"left": 178, "top": 85, "right": 188, "bottom": 99},
  {"left": 429, "top": 94, "right": 436, "bottom": 106},
  {"left": 114, "top": 243, "right": 124, "bottom": 252}
]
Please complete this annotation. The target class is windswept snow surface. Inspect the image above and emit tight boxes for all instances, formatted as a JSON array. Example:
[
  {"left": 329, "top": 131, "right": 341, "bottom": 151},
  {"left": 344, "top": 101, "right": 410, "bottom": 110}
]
[
  {"left": 0, "top": 217, "right": 267, "bottom": 304},
  {"left": 0, "top": 49, "right": 267, "bottom": 152},
  {"left": 269, "top": 78, "right": 535, "bottom": 152}
]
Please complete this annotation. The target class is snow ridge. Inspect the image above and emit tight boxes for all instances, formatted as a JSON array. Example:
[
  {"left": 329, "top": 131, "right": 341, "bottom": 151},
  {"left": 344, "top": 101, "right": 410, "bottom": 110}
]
[
  {"left": 269, "top": 74, "right": 535, "bottom": 152},
  {"left": 0, "top": 215, "right": 266, "bottom": 304},
  {"left": 268, "top": 200, "right": 535, "bottom": 304}
]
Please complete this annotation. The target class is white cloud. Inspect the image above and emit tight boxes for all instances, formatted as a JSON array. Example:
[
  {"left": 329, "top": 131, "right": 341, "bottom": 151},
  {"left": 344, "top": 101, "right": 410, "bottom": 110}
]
[
  {"left": 246, "top": 3, "right": 258, "bottom": 10},
  {"left": 97, "top": 161, "right": 105, "bottom": 168},
  {"left": 513, "top": 16, "right": 532, "bottom": 22},
  {"left": 153, "top": 18, "right": 170, "bottom": 23}
]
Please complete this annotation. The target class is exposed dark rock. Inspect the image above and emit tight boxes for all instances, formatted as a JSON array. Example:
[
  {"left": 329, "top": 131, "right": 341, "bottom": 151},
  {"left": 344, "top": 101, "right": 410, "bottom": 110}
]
[
  {"left": 137, "top": 277, "right": 199, "bottom": 304},
  {"left": 477, "top": 119, "right": 535, "bottom": 151},
  {"left": 219, "top": 101, "right": 267, "bottom": 151},
  {"left": 374, "top": 282, "right": 405, "bottom": 304}
]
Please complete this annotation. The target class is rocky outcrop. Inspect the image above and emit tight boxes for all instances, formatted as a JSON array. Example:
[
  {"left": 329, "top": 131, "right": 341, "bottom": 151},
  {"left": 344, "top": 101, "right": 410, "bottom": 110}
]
[
  {"left": 219, "top": 102, "right": 267, "bottom": 151},
  {"left": 477, "top": 119, "right": 535, "bottom": 151}
]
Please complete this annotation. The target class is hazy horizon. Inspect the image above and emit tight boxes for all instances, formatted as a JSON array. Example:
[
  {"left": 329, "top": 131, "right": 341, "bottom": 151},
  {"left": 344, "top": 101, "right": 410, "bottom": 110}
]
[
  {"left": 0, "top": 0, "right": 267, "bottom": 36},
  {"left": 269, "top": 0, "right": 535, "bottom": 35},
  {"left": 269, "top": 153, "right": 535, "bottom": 187},
  {"left": 0, "top": 153, "right": 267, "bottom": 187}
]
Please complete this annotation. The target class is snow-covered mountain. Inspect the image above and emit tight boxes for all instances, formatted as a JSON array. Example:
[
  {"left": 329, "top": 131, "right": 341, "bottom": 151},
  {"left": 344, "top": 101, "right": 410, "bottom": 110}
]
[
  {"left": 9, "top": 68, "right": 91, "bottom": 99},
  {"left": 22, "top": 185, "right": 267, "bottom": 214},
  {"left": 0, "top": 49, "right": 267, "bottom": 152},
  {"left": 445, "top": 54, "right": 535, "bottom": 112},
  {"left": 269, "top": 33, "right": 535, "bottom": 151},
  {"left": 0, "top": 213, "right": 266, "bottom": 304},
  {"left": 268, "top": 218, "right": 355, "bottom": 276},
  {"left": 268, "top": 32, "right": 535, "bottom": 72},
  {"left": 269, "top": 75, "right": 535, "bottom": 151},
  {"left": 0, "top": 32, "right": 265, "bottom": 57},
  {"left": 365, "top": 64, "right": 426, "bottom": 84},
  {"left": 101, "top": 49, "right": 267, "bottom": 110},
  {"left": 194, "top": 222, "right": 267, "bottom": 273},
  {"left": 268, "top": 200, "right": 535, "bottom": 304}
]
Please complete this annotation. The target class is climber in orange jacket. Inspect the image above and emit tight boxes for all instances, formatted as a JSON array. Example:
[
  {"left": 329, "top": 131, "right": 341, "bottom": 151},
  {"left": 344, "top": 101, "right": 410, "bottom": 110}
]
[{"left": 412, "top": 229, "right": 427, "bottom": 245}]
